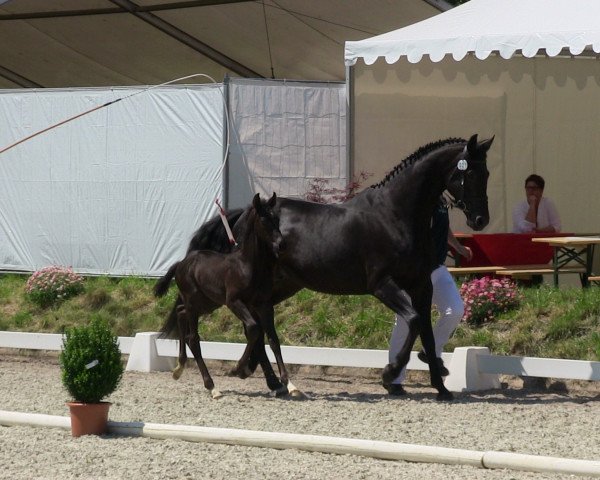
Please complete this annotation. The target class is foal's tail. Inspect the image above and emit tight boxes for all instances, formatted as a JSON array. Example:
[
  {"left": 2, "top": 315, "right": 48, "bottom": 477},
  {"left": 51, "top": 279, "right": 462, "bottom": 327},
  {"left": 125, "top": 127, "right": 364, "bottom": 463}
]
[
  {"left": 159, "top": 295, "right": 182, "bottom": 339},
  {"left": 154, "top": 262, "right": 180, "bottom": 298}
]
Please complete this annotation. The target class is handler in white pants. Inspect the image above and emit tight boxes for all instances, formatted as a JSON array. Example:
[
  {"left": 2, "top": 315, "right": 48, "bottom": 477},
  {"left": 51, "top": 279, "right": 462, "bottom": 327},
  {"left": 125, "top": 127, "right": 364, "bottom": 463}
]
[{"left": 386, "top": 202, "right": 472, "bottom": 395}]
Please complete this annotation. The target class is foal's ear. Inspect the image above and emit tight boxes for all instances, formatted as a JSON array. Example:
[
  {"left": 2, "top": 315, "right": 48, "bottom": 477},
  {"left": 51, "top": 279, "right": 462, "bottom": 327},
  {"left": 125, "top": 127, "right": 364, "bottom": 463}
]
[
  {"left": 252, "top": 193, "right": 262, "bottom": 212},
  {"left": 267, "top": 192, "right": 277, "bottom": 208}
]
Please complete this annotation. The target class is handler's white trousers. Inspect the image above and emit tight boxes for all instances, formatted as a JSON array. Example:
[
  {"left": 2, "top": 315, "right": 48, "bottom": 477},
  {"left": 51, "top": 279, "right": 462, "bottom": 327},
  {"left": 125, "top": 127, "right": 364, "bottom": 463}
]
[{"left": 388, "top": 265, "right": 464, "bottom": 384}]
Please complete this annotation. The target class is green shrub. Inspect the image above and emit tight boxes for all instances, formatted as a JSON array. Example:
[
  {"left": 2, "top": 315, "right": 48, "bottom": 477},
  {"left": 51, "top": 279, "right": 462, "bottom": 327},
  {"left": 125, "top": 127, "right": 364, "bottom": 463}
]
[
  {"left": 25, "top": 266, "right": 84, "bottom": 308},
  {"left": 60, "top": 319, "right": 124, "bottom": 403}
]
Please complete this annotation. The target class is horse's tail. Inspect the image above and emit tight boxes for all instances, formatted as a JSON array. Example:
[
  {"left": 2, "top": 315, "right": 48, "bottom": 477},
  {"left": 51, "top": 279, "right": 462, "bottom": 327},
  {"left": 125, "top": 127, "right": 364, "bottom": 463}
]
[
  {"left": 187, "top": 208, "right": 246, "bottom": 254},
  {"left": 154, "top": 261, "right": 180, "bottom": 298},
  {"left": 159, "top": 295, "right": 182, "bottom": 339}
]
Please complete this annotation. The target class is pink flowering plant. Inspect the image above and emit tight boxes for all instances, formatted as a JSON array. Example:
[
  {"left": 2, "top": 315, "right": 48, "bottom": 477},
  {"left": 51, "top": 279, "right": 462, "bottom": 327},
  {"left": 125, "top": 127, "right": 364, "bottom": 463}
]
[
  {"left": 459, "top": 276, "right": 522, "bottom": 326},
  {"left": 25, "top": 265, "right": 85, "bottom": 308}
]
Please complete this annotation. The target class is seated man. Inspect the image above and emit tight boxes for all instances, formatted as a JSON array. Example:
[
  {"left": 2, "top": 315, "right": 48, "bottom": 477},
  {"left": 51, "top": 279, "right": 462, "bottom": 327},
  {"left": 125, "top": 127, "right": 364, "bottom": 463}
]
[{"left": 512, "top": 174, "right": 561, "bottom": 233}]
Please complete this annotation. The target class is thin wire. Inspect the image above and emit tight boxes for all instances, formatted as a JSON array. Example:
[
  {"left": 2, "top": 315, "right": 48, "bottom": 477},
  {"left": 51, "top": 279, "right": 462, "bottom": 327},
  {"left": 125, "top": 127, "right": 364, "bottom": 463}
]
[
  {"left": 262, "top": 0, "right": 275, "bottom": 79},
  {"left": 0, "top": 73, "right": 230, "bottom": 159}
]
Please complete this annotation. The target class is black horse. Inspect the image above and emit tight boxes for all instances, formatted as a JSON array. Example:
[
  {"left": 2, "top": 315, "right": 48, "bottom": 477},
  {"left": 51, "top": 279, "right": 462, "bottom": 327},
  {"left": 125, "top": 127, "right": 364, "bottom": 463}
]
[
  {"left": 155, "top": 193, "right": 292, "bottom": 398},
  {"left": 162, "top": 135, "right": 493, "bottom": 400}
]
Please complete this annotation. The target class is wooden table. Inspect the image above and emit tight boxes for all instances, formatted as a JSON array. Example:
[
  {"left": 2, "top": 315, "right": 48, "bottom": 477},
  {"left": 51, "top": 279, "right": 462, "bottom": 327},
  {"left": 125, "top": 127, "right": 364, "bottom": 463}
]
[{"left": 531, "top": 236, "right": 600, "bottom": 287}]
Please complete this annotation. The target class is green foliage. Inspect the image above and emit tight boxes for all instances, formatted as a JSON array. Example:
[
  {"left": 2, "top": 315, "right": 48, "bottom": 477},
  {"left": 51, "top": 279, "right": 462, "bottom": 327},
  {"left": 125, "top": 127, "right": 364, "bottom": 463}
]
[
  {"left": 1, "top": 274, "right": 599, "bottom": 361},
  {"left": 25, "top": 266, "right": 84, "bottom": 308},
  {"left": 60, "top": 318, "right": 124, "bottom": 403}
]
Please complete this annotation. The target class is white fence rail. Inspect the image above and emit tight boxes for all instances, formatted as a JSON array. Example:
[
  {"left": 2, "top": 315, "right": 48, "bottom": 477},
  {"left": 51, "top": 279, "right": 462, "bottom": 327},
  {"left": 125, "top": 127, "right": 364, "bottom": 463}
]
[{"left": 1, "top": 331, "right": 599, "bottom": 392}]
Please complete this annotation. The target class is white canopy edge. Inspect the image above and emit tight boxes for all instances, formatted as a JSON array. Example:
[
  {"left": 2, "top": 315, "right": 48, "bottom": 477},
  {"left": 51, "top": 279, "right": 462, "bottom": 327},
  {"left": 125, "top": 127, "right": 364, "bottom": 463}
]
[{"left": 345, "top": 0, "right": 600, "bottom": 65}]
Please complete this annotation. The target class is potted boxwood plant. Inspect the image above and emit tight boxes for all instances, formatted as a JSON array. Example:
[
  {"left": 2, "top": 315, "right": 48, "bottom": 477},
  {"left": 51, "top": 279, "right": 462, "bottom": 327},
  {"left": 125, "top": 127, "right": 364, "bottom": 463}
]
[{"left": 60, "top": 318, "right": 124, "bottom": 437}]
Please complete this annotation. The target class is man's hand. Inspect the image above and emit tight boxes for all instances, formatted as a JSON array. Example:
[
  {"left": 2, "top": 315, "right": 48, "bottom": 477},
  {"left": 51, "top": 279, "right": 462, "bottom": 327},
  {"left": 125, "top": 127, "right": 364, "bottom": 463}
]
[
  {"left": 527, "top": 194, "right": 539, "bottom": 207},
  {"left": 459, "top": 245, "right": 473, "bottom": 262}
]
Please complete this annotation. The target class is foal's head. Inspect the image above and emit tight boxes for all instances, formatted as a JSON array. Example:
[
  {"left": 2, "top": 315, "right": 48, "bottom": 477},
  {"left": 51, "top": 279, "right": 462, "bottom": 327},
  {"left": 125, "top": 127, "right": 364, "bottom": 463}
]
[
  {"left": 247, "top": 192, "right": 283, "bottom": 258},
  {"left": 446, "top": 134, "right": 494, "bottom": 231}
]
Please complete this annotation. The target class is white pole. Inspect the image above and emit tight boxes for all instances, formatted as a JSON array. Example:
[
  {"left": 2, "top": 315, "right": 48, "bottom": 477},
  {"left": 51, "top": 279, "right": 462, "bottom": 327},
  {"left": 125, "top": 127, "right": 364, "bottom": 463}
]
[{"left": 1, "top": 410, "right": 599, "bottom": 477}]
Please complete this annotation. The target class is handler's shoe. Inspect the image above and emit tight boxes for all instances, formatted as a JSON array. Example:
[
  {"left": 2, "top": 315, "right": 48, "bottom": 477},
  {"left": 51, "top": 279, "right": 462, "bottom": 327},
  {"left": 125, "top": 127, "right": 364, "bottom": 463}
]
[
  {"left": 417, "top": 351, "right": 450, "bottom": 376},
  {"left": 384, "top": 383, "right": 406, "bottom": 396}
]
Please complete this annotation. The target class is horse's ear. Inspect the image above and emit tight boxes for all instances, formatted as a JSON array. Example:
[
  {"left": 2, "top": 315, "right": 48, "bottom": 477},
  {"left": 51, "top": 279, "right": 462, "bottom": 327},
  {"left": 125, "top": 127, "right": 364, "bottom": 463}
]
[
  {"left": 478, "top": 135, "right": 495, "bottom": 153},
  {"left": 252, "top": 193, "right": 262, "bottom": 212},
  {"left": 466, "top": 134, "right": 478, "bottom": 155},
  {"left": 268, "top": 192, "right": 277, "bottom": 208}
]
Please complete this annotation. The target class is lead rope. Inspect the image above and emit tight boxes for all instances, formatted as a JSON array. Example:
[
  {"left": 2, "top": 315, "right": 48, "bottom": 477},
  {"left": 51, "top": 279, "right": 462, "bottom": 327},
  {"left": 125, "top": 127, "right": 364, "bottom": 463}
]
[{"left": 215, "top": 198, "right": 238, "bottom": 247}]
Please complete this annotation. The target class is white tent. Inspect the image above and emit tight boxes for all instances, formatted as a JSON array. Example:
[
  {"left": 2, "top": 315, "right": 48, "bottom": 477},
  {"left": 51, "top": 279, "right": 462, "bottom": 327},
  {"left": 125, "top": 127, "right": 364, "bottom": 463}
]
[{"left": 345, "top": 0, "right": 600, "bottom": 235}]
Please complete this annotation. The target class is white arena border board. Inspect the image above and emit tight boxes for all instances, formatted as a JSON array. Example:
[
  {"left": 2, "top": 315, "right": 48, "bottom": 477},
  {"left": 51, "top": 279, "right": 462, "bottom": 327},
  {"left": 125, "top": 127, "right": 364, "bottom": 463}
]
[
  {"left": 1, "top": 330, "right": 599, "bottom": 393},
  {"left": 0, "top": 410, "right": 599, "bottom": 478}
]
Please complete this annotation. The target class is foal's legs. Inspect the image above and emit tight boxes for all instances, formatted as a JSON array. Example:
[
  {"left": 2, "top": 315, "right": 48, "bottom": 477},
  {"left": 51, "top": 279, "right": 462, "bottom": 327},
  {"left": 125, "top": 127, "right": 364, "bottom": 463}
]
[
  {"left": 180, "top": 302, "right": 222, "bottom": 399},
  {"left": 248, "top": 330, "right": 286, "bottom": 393},
  {"left": 226, "top": 299, "right": 262, "bottom": 379},
  {"left": 172, "top": 303, "right": 188, "bottom": 380},
  {"left": 256, "top": 304, "right": 302, "bottom": 397}
]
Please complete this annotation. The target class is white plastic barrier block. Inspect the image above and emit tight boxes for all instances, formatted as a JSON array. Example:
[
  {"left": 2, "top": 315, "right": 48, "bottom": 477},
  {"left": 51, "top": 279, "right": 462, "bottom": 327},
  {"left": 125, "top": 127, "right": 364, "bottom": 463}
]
[
  {"left": 125, "top": 332, "right": 175, "bottom": 372},
  {"left": 444, "top": 346, "right": 501, "bottom": 392}
]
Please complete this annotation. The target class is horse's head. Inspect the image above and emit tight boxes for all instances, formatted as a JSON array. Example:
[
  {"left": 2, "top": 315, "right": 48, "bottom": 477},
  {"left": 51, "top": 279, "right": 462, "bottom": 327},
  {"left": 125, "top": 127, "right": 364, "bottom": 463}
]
[
  {"left": 252, "top": 192, "right": 284, "bottom": 257},
  {"left": 447, "top": 134, "right": 494, "bottom": 231}
]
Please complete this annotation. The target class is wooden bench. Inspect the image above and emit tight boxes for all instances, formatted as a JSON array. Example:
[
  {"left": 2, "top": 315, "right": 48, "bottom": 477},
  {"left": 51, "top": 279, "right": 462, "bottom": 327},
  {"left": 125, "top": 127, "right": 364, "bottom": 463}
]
[
  {"left": 496, "top": 264, "right": 586, "bottom": 279},
  {"left": 588, "top": 276, "right": 600, "bottom": 284},
  {"left": 449, "top": 264, "right": 587, "bottom": 282},
  {"left": 448, "top": 266, "right": 504, "bottom": 277}
]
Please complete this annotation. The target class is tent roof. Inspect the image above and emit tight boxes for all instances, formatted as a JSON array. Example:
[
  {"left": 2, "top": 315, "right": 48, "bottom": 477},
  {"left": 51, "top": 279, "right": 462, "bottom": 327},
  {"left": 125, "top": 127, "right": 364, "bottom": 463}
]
[
  {"left": 345, "top": 0, "right": 600, "bottom": 66},
  {"left": 0, "top": 0, "right": 449, "bottom": 89}
]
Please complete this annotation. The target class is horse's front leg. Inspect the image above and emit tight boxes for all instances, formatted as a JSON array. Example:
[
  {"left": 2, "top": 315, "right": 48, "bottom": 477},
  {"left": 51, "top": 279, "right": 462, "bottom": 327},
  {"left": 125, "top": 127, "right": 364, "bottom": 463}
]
[
  {"left": 256, "top": 304, "right": 302, "bottom": 398},
  {"left": 248, "top": 323, "right": 286, "bottom": 394},
  {"left": 373, "top": 280, "right": 419, "bottom": 390},
  {"left": 226, "top": 299, "right": 261, "bottom": 380},
  {"left": 411, "top": 287, "right": 453, "bottom": 401}
]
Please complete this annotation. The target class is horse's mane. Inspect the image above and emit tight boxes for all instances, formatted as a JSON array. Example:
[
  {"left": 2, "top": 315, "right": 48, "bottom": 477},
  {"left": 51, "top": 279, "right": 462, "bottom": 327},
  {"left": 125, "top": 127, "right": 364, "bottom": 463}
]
[
  {"left": 242, "top": 203, "right": 260, "bottom": 245},
  {"left": 369, "top": 137, "right": 466, "bottom": 190}
]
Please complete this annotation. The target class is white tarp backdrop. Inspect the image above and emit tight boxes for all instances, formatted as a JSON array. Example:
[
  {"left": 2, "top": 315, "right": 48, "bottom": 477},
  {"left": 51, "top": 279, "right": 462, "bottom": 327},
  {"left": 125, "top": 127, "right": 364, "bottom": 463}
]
[
  {"left": 227, "top": 78, "right": 347, "bottom": 209},
  {"left": 0, "top": 80, "right": 348, "bottom": 276},
  {"left": 0, "top": 85, "right": 224, "bottom": 276}
]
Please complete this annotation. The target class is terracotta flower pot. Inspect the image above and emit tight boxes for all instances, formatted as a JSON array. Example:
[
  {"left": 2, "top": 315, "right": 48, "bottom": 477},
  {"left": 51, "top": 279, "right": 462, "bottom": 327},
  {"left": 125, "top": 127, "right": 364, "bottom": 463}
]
[{"left": 66, "top": 401, "right": 111, "bottom": 437}]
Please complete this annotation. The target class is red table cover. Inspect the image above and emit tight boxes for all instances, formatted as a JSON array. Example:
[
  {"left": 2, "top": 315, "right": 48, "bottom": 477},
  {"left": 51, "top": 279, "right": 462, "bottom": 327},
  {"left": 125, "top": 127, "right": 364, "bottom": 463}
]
[{"left": 453, "top": 233, "right": 572, "bottom": 267}]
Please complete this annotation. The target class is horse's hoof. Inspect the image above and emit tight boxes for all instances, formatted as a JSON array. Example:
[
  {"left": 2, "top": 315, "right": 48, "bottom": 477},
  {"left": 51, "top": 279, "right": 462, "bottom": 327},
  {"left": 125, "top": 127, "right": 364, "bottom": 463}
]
[
  {"left": 381, "top": 364, "right": 396, "bottom": 385},
  {"left": 267, "top": 380, "right": 285, "bottom": 392},
  {"left": 211, "top": 389, "right": 223, "bottom": 399},
  {"left": 289, "top": 389, "right": 307, "bottom": 399},
  {"left": 274, "top": 385, "right": 289, "bottom": 397},
  {"left": 436, "top": 390, "right": 454, "bottom": 401},
  {"left": 384, "top": 383, "right": 407, "bottom": 396},
  {"left": 172, "top": 368, "right": 184, "bottom": 380}
]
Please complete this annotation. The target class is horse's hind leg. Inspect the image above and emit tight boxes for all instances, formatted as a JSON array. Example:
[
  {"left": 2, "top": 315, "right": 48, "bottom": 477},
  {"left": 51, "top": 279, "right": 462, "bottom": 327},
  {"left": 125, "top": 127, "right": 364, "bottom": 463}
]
[
  {"left": 412, "top": 289, "right": 453, "bottom": 401},
  {"left": 172, "top": 304, "right": 188, "bottom": 380}
]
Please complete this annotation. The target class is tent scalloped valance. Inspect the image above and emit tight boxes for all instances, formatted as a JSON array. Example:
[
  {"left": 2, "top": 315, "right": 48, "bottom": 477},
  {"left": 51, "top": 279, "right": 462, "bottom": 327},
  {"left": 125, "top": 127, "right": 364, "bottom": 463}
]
[{"left": 345, "top": 0, "right": 600, "bottom": 66}]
